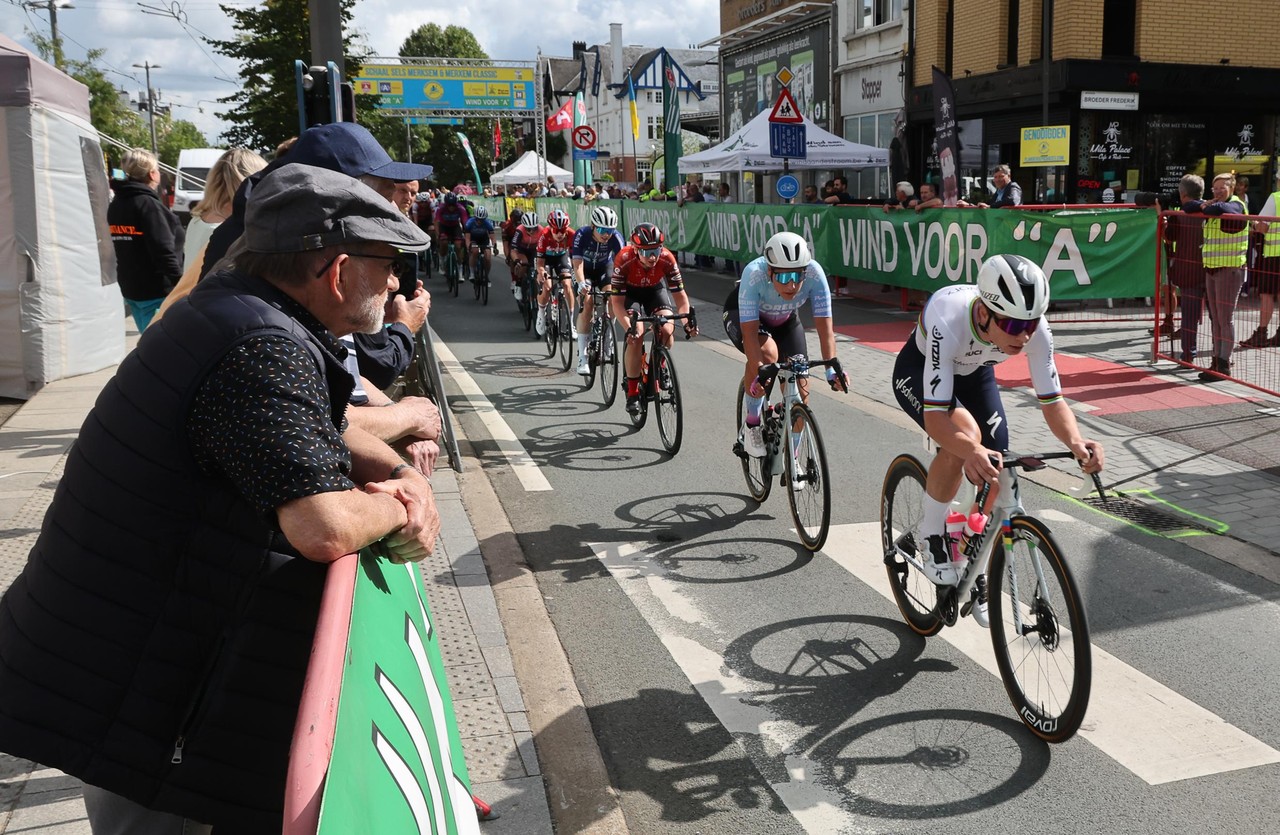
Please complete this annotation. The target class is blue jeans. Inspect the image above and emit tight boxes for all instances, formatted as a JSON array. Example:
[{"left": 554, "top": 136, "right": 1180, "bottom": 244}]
[
  {"left": 83, "top": 784, "right": 212, "bottom": 835},
  {"left": 123, "top": 297, "right": 165, "bottom": 332}
]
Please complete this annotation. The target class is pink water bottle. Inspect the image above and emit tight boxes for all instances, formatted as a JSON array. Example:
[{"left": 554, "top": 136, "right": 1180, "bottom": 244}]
[
  {"left": 961, "top": 511, "right": 989, "bottom": 554},
  {"left": 945, "top": 511, "right": 966, "bottom": 562}
]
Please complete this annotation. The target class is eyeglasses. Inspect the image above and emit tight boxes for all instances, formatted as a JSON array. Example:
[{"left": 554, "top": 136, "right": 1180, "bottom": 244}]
[
  {"left": 314, "top": 252, "right": 411, "bottom": 279},
  {"left": 594, "top": 226, "right": 615, "bottom": 236},
  {"left": 989, "top": 309, "right": 1041, "bottom": 336},
  {"left": 771, "top": 269, "right": 803, "bottom": 285},
  {"left": 637, "top": 246, "right": 661, "bottom": 257}
]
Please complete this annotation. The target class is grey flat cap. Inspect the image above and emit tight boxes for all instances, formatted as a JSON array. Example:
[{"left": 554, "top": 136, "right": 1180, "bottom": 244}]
[{"left": 244, "top": 163, "right": 431, "bottom": 254}]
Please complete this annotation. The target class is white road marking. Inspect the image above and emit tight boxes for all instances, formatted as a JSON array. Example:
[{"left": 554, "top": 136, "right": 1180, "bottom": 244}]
[
  {"left": 591, "top": 541, "right": 860, "bottom": 834},
  {"left": 824, "top": 522, "right": 1280, "bottom": 785},
  {"left": 433, "top": 335, "right": 552, "bottom": 492}
]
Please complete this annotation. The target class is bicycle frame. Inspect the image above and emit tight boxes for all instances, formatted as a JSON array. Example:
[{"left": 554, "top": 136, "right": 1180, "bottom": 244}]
[{"left": 755, "top": 357, "right": 842, "bottom": 487}]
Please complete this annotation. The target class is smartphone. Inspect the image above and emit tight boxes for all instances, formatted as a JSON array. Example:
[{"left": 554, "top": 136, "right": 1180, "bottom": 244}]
[{"left": 395, "top": 251, "right": 420, "bottom": 298}]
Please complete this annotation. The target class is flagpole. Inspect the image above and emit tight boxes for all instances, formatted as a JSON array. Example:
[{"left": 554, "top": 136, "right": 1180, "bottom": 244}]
[{"left": 628, "top": 65, "right": 637, "bottom": 188}]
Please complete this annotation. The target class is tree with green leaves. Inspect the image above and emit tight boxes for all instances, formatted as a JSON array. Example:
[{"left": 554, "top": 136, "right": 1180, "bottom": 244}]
[
  {"left": 156, "top": 117, "right": 211, "bottom": 169},
  {"left": 207, "top": 0, "right": 367, "bottom": 150}
]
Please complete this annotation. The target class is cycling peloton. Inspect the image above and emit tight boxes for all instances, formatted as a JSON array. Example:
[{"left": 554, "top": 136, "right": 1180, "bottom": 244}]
[
  {"left": 465, "top": 204, "right": 496, "bottom": 283},
  {"left": 535, "top": 209, "right": 577, "bottom": 337},
  {"left": 571, "top": 205, "right": 626, "bottom": 375},
  {"left": 610, "top": 222, "right": 698, "bottom": 415},
  {"left": 891, "top": 253, "right": 1105, "bottom": 626},
  {"left": 509, "top": 211, "right": 543, "bottom": 302},
  {"left": 433, "top": 191, "right": 470, "bottom": 272},
  {"left": 726, "top": 231, "right": 847, "bottom": 458}
]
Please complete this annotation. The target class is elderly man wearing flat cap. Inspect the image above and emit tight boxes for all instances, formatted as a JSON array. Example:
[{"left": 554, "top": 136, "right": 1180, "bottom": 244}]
[{"left": 0, "top": 164, "right": 438, "bottom": 835}]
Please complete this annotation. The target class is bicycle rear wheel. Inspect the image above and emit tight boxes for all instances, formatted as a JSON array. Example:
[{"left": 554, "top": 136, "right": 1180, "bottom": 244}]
[
  {"left": 988, "top": 515, "right": 1092, "bottom": 743},
  {"left": 652, "top": 345, "right": 682, "bottom": 454},
  {"left": 557, "top": 298, "right": 573, "bottom": 371},
  {"left": 600, "top": 318, "right": 620, "bottom": 407},
  {"left": 880, "top": 454, "right": 943, "bottom": 636},
  {"left": 472, "top": 256, "right": 482, "bottom": 299},
  {"left": 786, "top": 403, "right": 831, "bottom": 551},
  {"left": 543, "top": 299, "right": 558, "bottom": 357},
  {"left": 735, "top": 382, "right": 772, "bottom": 503},
  {"left": 480, "top": 259, "right": 489, "bottom": 306},
  {"left": 629, "top": 350, "right": 649, "bottom": 429}
]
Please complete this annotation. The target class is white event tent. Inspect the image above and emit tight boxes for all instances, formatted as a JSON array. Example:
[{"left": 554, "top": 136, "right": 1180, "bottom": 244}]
[
  {"left": 489, "top": 151, "right": 574, "bottom": 187},
  {"left": 679, "top": 109, "right": 889, "bottom": 173}
]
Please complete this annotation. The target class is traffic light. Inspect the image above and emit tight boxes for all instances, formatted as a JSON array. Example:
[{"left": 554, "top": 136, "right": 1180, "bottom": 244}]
[{"left": 295, "top": 60, "right": 356, "bottom": 133}]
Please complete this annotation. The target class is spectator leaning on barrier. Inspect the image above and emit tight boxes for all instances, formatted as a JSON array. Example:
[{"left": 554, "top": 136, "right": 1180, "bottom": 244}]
[
  {"left": 884, "top": 181, "right": 916, "bottom": 212},
  {"left": 0, "top": 164, "right": 440, "bottom": 834},
  {"left": 1242, "top": 171, "right": 1280, "bottom": 348},
  {"left": 979, "top": 164, "right": 1022, "bottom": 208},
  {"left": 802, "top": 183, "right": 823, "bottom": 204},
  {"left": 823, "top": 175, "right": 855, "bottom": 204},
  {"left": 1149, "top": 176, "right": 1208, "bottom": 364},
  {"left": 1197, "top": 172, "right": 1249, "bottom": 381},
  {"left": 915, "top": 181, "right": 944, "bottom": 212}
]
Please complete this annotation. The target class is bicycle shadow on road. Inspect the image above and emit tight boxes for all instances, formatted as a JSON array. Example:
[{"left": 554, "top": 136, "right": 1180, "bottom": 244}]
[{"left": 722, "top": 613, "right": 1051, "bottom": 821}]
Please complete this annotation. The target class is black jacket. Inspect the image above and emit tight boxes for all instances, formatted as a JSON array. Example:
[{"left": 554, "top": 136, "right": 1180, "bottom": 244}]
[
  {"left": 0, "top": 270, "right": 353, "bottom": 832},
  {"left": 108, "top": 179, "right": 184, "bottom": 300}
]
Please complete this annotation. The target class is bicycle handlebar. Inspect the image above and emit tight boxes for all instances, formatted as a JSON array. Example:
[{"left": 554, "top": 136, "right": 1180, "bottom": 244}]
[
  {"left": 627, "top": 307, "right": 698, "bottom": 340},
  {"left": 756, "top": 355, "right": 848, "bottom": 392},
  {"left": 974, "top": 450, "right": 1107, "bottom": 510}
]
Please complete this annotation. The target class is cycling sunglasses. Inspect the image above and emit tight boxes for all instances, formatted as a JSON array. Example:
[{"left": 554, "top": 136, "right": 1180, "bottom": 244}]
[
  {"left": 637, "top": 245, "right": 661, "bottom": 257},
  {"left": 991, "top": 311, "right": 1041, "bottom": 335},
  {"left": 594, "top": 226, "right": 616, "bottom": 235},
  {"left": 771, "top": 269, "right": 803, "bottom": 285}
]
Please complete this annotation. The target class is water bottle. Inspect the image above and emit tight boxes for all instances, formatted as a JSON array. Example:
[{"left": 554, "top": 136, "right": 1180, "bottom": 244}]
[
  {"left": 960, "top": 511, "right": 989, "bottom": 554},
  {"left": 744, "top": 378, "right": 766, "bottom": 427},
  {"left": 945, "top": 510, "right": 967, "bottom": 562}
]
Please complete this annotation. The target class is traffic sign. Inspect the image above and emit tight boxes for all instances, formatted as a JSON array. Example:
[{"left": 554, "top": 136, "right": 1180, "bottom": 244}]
[
  {"left": 775, "top": 66, "right": 794, "bottom": 87},
  {"left": 769, "top": 122, "right": 807, "bottom": 159},
  {"left": 572, "top": 125, "right": 597, "bottom": 150},
  {"left": 768, "top": 87, "right": 803, "bottom": 124},
  {"left": 776, "top": 174, "right": 800, "bottom": 200},
  {"left": 572, "top": 148, "right": 598, "bottom": 161}
]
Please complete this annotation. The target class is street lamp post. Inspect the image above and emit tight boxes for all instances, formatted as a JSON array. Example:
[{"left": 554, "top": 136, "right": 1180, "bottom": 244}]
[
  {"left": 24, "top": 0, "right": 75, "bottom": 70},
  {"left": 132, "top": 61, "right": 161, "bottom": 156}
]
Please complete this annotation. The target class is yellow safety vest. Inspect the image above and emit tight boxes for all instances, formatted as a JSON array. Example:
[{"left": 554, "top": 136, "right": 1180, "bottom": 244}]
[
  {"left": 1264, "top": 190, "right": 1280, "bottom": 258},
  {"left": 1202, "top": 194, "right": 1248, "bottom": 268}
]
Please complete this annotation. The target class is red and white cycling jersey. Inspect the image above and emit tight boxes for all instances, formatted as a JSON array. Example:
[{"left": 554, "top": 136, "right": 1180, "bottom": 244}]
[
  {"left": 610, "top": 245, "right": 684, "bottom": 292},
  {"left": 536, "top": 227, "right": 576, "bottom": 258}
]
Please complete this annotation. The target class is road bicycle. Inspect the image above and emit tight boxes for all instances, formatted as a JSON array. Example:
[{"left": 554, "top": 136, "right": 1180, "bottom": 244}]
[
  {"left": 542, "top": 271, "right": 574, "bottom": 371},
  {"left": 581, "top": 285, "right": 620, "bottom": 407},
  {"left": 471, "top": 243, "right": 492, "bottom": 305},
  {"left": 732, "top": 355, "right": 846, "bottom": 551},
  {"left": 513, "top": 260, "right": 536, "bottom": 332},
  {"left": 880, "top": 449, "right": 1102, "bottom": 742},
  {"left": 625, "top": 309, "right": 697, "bottom": 455},
  {"left": 442, "top": 243, "right": 460, "bottom": 298}
]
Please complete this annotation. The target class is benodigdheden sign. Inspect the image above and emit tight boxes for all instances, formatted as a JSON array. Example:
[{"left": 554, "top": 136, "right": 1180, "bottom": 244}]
[{"left": 1020, "top": 125, "right": 1071, "bottom": 167}]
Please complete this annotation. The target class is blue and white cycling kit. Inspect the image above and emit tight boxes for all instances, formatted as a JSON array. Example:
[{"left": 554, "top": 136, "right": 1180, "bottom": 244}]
[
  {"left": 571, "top": 227, "right": 625, "bottom": 284},
  {"left": 465, "top": 217, "right": 495, "bottom": 243},
  {"left": 736, "top": 256, "right": 832, "bottom": 326}
]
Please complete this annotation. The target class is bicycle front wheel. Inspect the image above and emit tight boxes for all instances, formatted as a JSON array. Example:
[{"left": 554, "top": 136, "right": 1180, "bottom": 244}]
[
  {"left": 652, "top": 345, "right": 682, "bottom": 454},
  {"left": 880, "top": 454, "right": 943, "bottom": 636},
  {"left": 735, "top": 382, "right": 772, "bottom": 503},
  {"left": 472, "top": 259, "right": 482, "bottom": 299},
  {"left": 786, "top": 403, "right": 831, "bottom": 551},
  {"left": 480, "top": 260, "right": 489, "bottom": 305},
  {"left": 558, "top": 299, "right": 573, "bottom": 371},
  {"left": 988, "top": 515, "right": 1092, "bottom": 743},
  {"left": 543, "top": 301, "right": 557, "bottom": 358},
  {"left": 600, "top": 318, "right": 620, "bottom": 407}
]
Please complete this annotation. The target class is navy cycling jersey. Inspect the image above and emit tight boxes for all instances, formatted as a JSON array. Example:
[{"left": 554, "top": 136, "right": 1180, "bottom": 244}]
[
  {"left": 465, "top": 217, "right": 495, "bottom": 240},
  {"left": 571, "top": 227, "right": 625, "bottom": 273}
]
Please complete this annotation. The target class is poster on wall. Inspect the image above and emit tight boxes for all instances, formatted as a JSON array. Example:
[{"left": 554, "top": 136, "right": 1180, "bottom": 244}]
[{"left": 723, "top": 21, "right": 830, "bottom": 136}]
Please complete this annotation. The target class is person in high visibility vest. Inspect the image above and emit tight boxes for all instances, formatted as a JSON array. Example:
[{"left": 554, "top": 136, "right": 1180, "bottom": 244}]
[
  {"left": 1241, "top": 170, "right": 1280, "bottom": 349},
  {"left": 1198, "top": 172, "right": 1249, "bottom": 381}
]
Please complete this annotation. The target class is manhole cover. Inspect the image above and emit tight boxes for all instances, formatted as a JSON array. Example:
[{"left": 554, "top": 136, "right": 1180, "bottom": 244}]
[{"left": 1080, "top": 495, "right": 1202, "bottom": 533}]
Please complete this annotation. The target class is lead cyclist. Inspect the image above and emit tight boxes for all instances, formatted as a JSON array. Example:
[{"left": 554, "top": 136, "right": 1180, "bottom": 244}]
[
  {"left": 571, "top": 205, "right": 626, "bottom": 375},
  {"left": 890, "top": 253, "right": 1106, "bottom": 626}
]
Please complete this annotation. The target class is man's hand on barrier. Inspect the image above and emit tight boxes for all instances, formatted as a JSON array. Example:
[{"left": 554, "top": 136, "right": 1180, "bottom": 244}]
[
  {"left": 394, "top": 395, "right": 441, "bottom": 441},
  {"left": 399, "top": 439, "right": 439, "bottom": 478},
  {"left": 367, "top": 468, "right": 439, "bottom": 563}
]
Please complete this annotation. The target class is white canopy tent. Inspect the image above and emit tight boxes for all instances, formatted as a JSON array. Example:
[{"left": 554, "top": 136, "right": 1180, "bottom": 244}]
[
  {"left": 489, "top": 151, "right": 573, "bottom": 187},
  {"left": 0, "top": 35, "right": 123, "bottom": 399},
  {"left": 679, "top": 109, "right": 888, "bottom": 173}
]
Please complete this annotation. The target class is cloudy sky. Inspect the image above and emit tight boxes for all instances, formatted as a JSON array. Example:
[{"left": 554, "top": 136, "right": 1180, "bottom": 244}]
[{"left": 1, "top": 0, "right": 720, "bottom": 144}]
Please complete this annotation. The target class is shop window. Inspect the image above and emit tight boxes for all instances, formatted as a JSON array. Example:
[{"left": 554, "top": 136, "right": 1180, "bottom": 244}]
[
  {"left": 1004, "top": 0, "right": 1019, "bottom": 66},
  {"left": 857, "top": 0, "right": 903, "bottom": 30},
  {"left": 1102, "top": 0, "right": 1137, "bottom": 59}
]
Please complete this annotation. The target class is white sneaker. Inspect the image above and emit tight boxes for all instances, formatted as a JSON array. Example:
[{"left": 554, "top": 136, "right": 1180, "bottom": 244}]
[
  {"left": 923, "top": 535, "right": 960, "bottom": 586},
  {"left": 576, "top": 356, "right": 590, "bottom": 376},
  {"left": 971, "top": 574, "right": 990, "bottom": 628},
  {"left": 743, "top": 424, "right": 766, "bottom": 457},
  {"left": 535, "top": 307, "right": 547, "bottom": 336},
  {"left": 512, "top": 284, "right": 521, "bottom": 300}
]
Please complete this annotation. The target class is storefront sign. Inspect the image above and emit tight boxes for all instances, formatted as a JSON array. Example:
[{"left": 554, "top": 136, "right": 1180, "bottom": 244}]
[
  {"left": 1020, "top": 125, "right": 1071, "bottom": 167},
  {"left": 1081, "top": 91, "right": 1139, "bottom": 111},
  {"left": 355, "top": 64, "right": 535, "bottom": 113},
  {"left": 1088, "top": 119, "right": 1133, "bottom": 161}
]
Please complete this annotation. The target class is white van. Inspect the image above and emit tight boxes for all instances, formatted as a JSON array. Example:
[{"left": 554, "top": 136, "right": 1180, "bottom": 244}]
[{"left": 173, "top": 148, "right": 223, "bottom": 225}]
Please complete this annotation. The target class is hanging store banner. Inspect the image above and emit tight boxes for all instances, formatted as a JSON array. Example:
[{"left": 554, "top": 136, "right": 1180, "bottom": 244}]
[
  {"left": 721, "top": 21, "right": 831, "bottom": 137},
  {"left": 354, "top": 64, "right": 536, "bottom": 112}
]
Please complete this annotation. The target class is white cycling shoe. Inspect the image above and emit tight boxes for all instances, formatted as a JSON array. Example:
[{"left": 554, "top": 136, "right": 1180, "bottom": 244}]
[
  {"left": 922, "top": 535, "right": 961, "bottom": 586},
  {"left": 742, "top": 424, "right": 766, "bottom": 458},
  {"left": 535, "top": 307, "right": 547, "bottom": 336},
  {"left": 971, "top": 575, "right": 990, "bottom": 628},
  {"left": 576, "top": 357, "right": 590, "bottom": 376}
]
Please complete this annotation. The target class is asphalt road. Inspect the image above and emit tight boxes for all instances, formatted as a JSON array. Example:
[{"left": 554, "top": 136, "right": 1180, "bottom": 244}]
[{"left": 428, "top": 259, "right": 1280, "bottom": 834}]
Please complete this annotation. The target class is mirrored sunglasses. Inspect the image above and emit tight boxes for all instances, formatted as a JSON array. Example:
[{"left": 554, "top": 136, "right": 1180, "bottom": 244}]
[
  {"left": 772, "top": 269, "right": 803, "bottom": 285},
  {"left": 993, "top": 313, "right": 1040, "bottom": 335},
  {"left": 595, "top": 226, "right": 615, "bottom": 235},
  {"left": 637, "top": 246, "right": 661, "bottom": 257}
]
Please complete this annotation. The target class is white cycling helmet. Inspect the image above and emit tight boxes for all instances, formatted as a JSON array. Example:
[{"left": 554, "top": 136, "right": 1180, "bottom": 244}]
[
  {"left": 474, "top": 205, "right": 488, "bottom": 219},
  {"left": 977, "top": 254, "right": 1050, "bottom": 319},
  {"left": 520, "top": 211, "right": 538, "bottom": 228},
  {"left": 590, "top": 205, "right": 619, "bottom": 229},
  {"left": 763, "top": 231, "right": 811, "bottom": 270}
]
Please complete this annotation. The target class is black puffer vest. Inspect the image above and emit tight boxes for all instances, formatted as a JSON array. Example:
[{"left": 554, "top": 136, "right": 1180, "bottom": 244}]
[{"left": 0, "top": 270, "right": 354, "bottom": 832}]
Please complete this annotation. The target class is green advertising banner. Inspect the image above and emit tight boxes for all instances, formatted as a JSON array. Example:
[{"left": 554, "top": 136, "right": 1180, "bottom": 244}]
[
  {"left": 520, "top": 200, "right": 1157, "bottom": 300},
  {"left": 316, "top": 554, "right": 478, "bottom": 835}
]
